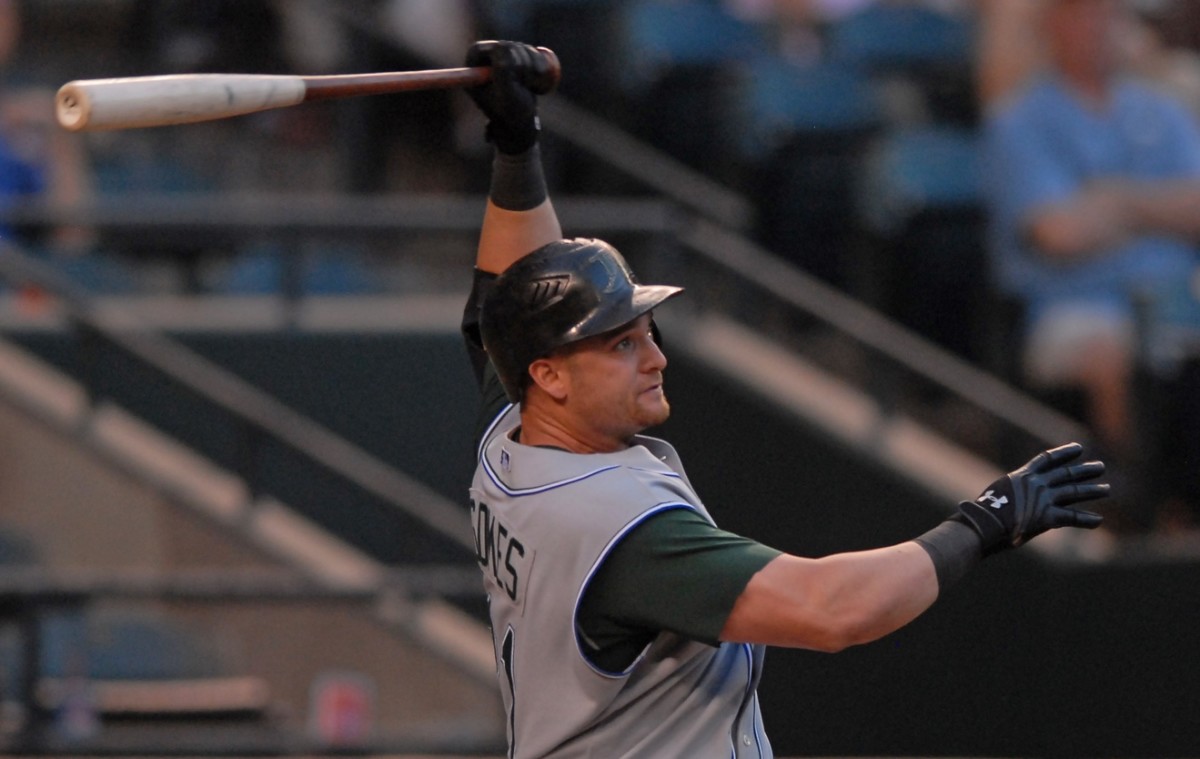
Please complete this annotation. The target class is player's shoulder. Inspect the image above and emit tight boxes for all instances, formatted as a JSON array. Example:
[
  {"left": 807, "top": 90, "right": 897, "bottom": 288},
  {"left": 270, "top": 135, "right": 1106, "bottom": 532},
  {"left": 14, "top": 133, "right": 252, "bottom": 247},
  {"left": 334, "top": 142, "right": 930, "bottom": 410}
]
[{"left": 479, "top": 433, "right": 684, "bottom": 501}]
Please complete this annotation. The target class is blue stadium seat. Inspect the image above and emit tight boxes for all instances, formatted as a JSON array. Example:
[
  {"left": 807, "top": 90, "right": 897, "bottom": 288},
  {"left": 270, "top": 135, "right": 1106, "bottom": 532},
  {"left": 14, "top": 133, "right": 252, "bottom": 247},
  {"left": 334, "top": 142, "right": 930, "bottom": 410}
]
[
  {"left": 213, "top": 243, "right": 381, "bottom": 296},
  {"left": 737, "top": 55, "right": 882, "bottom": 161},
  {"left": 46, "top": 253, "right": 142, "bottom": 295},
  {"left": 614, "top": 0, "right": 766, "bottom": 180},
  {"left": 859, "top": 125, "right": 981, "bottom": 235},
  {"left": 826, "top": 4, "right": 977, "bottom": 126},
  {"left": 827, "top": 3, "right": 973, "bottom": 70},
  {"left": 620, "top": 0, "right": 763, "bottom": 92},
  {"left": 857, "top": 125, "right": 988, "bottom": 360},
  {"left": 739, "top": 55, "right": 884, "bottom": 287}
]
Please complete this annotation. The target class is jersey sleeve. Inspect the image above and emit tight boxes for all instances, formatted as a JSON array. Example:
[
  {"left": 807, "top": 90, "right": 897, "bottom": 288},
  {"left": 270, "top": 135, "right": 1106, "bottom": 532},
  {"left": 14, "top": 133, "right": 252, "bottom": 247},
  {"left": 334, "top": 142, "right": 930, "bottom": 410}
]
[{"left": 577, "top": 508, "right": 781, "bottom": 671}]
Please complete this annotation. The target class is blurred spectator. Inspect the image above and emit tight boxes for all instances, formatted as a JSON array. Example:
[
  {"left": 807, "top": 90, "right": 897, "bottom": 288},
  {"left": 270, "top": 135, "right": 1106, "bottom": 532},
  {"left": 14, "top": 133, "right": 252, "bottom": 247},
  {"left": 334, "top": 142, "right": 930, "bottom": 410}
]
[
  {"left": 0, "top": 0, "right": 92, "bottom": 255},
  {"left": 981, "top": 0, "right": 1200, "bottom": 531},
  {"left": 976, "top": 0, "right": 1046, "bottom": 106},
  {"left": 0, "top": 87, "right": 93, "bottom": 252},
  {"left": 1119, "top": 1, "right": 1200, "bottom": 118}
]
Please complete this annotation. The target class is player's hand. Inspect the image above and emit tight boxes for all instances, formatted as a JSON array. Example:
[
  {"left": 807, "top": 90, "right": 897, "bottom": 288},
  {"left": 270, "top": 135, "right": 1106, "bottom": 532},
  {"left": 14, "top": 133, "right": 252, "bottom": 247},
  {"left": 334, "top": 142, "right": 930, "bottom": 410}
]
[
  {"left": 953, "top": 442, "right": 1108, "bottom": 555},
  {"left": 464, "top": 40, "right": 554, "bottom": 155}
]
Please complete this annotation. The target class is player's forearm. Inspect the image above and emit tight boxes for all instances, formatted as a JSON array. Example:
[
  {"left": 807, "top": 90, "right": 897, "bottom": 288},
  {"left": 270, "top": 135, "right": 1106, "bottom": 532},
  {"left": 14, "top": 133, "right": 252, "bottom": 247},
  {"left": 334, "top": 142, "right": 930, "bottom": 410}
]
[
  {"left": 475, "top": 145, "right": 562, "bottom": 274},
  {"left": 720, "top": 545, "right": 938, "bottom": 653},
  {"left": 476, "top": 198, "right": 562, "bottom": 274}
]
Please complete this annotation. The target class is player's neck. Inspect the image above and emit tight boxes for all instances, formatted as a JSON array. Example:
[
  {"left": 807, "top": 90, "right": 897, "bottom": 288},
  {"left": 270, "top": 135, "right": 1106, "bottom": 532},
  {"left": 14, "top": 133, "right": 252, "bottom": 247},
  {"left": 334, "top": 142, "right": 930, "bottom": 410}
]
[{"left": 518, "top": 405, "right": 631, "bottom": 454}]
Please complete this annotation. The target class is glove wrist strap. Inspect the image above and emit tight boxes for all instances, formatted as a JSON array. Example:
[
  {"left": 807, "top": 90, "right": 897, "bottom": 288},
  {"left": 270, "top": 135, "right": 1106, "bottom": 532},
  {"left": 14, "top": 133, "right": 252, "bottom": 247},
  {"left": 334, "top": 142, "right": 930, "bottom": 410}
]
[
  {"left": 914, "top": 519, "right": 982, "bottom": 595},
  {"left": 952, "top": 501, "right": 1009, "bottom": 556},
  {"left": 489, "top": 144, "right": 547, "bottom": 212}
]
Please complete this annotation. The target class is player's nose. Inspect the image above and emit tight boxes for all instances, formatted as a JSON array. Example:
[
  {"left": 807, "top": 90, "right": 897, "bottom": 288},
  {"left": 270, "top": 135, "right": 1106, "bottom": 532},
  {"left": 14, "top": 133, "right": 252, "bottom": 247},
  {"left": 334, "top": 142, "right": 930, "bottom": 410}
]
[{"left": 641, "top": 335, "right": 667, "bottom": 372}]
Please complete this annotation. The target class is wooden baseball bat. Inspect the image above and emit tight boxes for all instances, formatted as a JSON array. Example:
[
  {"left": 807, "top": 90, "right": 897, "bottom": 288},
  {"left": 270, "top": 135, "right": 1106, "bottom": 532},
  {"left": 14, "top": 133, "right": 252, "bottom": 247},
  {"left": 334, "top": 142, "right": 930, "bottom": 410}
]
[{"left": 56, "top": 48, "right": 560, "bottom": 132}]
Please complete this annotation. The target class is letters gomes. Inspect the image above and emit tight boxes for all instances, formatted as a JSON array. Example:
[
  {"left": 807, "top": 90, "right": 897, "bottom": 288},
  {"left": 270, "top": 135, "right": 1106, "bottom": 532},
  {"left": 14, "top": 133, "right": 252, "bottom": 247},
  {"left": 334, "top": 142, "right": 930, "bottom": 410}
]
[{"left": 471, "top": 500, "right": 530, "bottom": 605}]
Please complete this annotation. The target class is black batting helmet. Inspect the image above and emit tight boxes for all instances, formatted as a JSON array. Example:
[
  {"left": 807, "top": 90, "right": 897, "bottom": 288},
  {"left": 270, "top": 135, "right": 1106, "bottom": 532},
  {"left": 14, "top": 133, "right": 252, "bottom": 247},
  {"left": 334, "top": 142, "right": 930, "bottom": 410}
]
[{"left": 481, "top": 238, "right": 684, "bottom": 402}]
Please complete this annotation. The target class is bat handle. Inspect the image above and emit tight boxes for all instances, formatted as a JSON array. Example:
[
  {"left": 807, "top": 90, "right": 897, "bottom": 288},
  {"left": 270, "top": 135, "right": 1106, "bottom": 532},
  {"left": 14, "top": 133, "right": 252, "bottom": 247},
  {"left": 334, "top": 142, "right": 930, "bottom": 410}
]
[
  {"left": 300, "top": 47, "right": 560, "bottom": 102},
  {"left": 461, "top": 46, "right": 562, "bottom": 95},
  {"left": 460, "top": 46, "right": 564, "bottom": 94}
]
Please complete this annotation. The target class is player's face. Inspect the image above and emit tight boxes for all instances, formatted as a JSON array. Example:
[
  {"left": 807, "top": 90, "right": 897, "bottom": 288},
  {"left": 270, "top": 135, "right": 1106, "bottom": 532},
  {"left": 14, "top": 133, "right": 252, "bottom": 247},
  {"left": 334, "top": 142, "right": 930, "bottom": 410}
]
[{"left": 557, "top": 313, "right": 670, "bottom": 448}]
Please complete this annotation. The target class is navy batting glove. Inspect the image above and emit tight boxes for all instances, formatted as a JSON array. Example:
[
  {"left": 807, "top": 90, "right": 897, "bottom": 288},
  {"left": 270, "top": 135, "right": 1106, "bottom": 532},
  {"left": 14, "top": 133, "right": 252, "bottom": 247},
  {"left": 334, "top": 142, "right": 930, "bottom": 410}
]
[
  {"left": 953, "top": 442, "right": 1108, "bottom": 555},
  {"left": 465, "top": 40, "right": 553, "bottom": 154}
]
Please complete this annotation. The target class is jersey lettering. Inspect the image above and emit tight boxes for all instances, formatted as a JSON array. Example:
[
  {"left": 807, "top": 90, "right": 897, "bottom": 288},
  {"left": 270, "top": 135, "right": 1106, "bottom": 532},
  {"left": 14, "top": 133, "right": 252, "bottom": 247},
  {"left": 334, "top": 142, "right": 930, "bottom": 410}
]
[{"left": 471, "top": 499, "right": 532, "bottom": 606}]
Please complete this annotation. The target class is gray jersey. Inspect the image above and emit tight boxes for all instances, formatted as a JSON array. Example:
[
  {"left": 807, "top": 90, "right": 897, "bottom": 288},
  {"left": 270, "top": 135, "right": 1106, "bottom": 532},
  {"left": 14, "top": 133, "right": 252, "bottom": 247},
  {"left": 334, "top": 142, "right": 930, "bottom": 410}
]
[{"left": 470, "top": 404, "right": 772, "bottom": 759}]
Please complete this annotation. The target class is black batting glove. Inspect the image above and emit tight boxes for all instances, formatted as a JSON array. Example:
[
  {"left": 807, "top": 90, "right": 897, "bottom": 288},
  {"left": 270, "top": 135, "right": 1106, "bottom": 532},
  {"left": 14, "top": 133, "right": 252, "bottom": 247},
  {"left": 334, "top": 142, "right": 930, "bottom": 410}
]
[
  {"left": 953, "top": 442, "right": 1108, "bottom": 556},
  {"left": 465, "top": 40, "right": 553, "bottom": 155}
]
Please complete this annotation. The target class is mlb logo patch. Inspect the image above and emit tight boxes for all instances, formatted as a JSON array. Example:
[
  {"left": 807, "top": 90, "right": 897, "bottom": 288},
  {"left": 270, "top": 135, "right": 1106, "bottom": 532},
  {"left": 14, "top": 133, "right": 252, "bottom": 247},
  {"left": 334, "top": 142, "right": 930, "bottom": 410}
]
[{"left": 500, "top": 448, "right": 511, "bottom": 472}]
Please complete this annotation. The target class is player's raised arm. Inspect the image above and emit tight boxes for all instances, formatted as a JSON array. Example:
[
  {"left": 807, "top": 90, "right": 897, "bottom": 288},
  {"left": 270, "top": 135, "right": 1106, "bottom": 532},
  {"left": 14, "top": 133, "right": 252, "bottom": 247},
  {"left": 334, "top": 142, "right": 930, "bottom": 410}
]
[
  {"left": 465, "top": 41, "right": 562, "bottom": 274},
  {"left": 721, "top": 443, "right": 1108, "bottom": 651},
  {"left": 461, "top": 41, "right": 563, "bottom": 393}
]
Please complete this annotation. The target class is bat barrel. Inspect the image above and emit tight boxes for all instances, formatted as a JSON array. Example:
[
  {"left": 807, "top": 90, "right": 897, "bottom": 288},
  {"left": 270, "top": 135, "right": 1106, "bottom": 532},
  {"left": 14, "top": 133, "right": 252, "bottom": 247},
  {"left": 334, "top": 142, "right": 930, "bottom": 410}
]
[
  {"left": 55, "top": 47, "right": 560, "bottom": 132},
  {"left": 57, "top": 74, "right": 307, "bottom": 132}
]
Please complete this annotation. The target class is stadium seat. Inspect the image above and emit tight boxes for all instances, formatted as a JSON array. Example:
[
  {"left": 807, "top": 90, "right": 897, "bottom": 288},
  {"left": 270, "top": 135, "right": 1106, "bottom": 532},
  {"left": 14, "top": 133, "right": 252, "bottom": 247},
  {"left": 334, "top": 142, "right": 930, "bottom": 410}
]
[
  {"left": 826, "top": 3, "right": 977, "bottom": 126},
  {"left": 857, "top": 125, "right": 988, "bottom": 361},
  {"left": 212, "top": 243, "right": 382, "bottom": 296},
  {"left": 739, "top": 55, "right": 883, "bottom": 288},
  {"left": 615, "top": 0, "right": 766, "bottom": 180}
]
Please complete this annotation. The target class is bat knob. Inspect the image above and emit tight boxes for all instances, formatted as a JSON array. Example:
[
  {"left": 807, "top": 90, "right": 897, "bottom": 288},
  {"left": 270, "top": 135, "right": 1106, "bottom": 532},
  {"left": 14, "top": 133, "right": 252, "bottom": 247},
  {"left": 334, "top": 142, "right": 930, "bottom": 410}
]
[
  {"left": 56, "top": 83, "right": 90, "bottom": 131},
  {"left": 530, "top": 47, "right": 561, "bottom": 95}
]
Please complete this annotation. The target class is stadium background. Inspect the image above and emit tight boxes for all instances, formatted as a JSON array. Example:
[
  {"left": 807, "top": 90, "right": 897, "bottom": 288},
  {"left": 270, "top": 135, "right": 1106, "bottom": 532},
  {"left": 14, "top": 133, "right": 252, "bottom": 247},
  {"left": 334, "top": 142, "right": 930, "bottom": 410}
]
[{"left": 0, "top": 1, "right": 1195, "bottom": 757}]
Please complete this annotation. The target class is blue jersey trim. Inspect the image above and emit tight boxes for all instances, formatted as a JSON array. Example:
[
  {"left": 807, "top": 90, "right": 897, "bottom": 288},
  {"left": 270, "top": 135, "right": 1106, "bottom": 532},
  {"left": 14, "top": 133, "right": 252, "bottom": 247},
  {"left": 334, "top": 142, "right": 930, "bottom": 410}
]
[
  {"left": 626, "top": 465, "right": 682, "bottom": 479},
  {"left": 752, "top": 691, "right": 767, "bottom": 758},
  {"left": 478, "top": 402, "right": 515, "bottom": 459},
  {"left": 482, "top": 454, "right": 624, "bottom": 497},
  {"left": 572, "top": 501, "right": 698, "bottom": 678}
]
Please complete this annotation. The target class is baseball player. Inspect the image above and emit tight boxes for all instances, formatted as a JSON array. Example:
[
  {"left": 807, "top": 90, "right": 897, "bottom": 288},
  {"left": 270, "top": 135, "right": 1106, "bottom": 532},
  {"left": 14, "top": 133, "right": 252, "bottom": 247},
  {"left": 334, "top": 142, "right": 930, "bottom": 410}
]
[{"left": 460, "top": 41, "right": 1110, "bottom": 759}]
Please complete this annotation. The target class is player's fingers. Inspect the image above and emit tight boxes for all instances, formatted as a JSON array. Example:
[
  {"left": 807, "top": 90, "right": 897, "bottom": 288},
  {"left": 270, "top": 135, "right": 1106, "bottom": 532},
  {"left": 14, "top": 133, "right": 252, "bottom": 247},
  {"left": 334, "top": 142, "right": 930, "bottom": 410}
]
[
  {"left": 466, "top": 40, "right": 501, "bottom": 68},
  {"left": 1047, "top": 505, "right": 1104, "bottom": 529},
  {"left": 1035, "top": 442, "right": 1084, "bottom": 472},
  {"left": 1047, "top": 460, "right": 1105, "bottom": 486},
  {"left": 1051, "top": 482, "right": 1110, "bottom": 506}
]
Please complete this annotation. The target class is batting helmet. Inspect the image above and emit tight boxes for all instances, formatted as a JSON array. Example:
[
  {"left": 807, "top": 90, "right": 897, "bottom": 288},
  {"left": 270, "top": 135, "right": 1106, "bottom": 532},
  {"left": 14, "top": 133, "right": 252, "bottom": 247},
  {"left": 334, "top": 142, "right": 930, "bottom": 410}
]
[{"left": 481, "top": 238, "right": 684, "bottom": 402}]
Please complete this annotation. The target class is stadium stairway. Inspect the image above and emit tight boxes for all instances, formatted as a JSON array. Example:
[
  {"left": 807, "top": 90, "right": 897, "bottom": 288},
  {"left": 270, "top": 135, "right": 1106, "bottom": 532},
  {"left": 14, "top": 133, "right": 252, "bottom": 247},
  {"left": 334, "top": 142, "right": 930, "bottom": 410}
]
[{"left": 0, "top": 316, "right": 503, "bottom": 755}]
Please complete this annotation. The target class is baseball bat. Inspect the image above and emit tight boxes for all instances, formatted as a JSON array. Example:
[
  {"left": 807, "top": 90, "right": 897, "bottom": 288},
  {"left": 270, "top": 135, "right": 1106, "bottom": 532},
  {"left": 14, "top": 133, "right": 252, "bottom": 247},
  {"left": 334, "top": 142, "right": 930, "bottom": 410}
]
[{"left": 56, "top": 47, "right": 560, "bottom": 132}]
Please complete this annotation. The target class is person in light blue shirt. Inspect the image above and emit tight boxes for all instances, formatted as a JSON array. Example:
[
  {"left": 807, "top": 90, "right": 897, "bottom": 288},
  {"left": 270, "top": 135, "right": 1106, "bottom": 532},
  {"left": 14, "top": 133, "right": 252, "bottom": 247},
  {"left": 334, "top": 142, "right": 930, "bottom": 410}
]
[{"left": 982, "top": 0, "right": 1200, "bottom": 485}]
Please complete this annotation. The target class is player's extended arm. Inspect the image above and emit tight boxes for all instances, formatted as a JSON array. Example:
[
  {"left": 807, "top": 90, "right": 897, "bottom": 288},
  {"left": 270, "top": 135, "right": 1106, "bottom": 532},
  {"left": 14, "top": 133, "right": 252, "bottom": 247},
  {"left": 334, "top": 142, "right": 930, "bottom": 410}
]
[
  {"left": 721, "top": 542, "right": 938, "bottom": 653},
  {"left": 721, "top": 443, "right": 1108, "bottom": 652},
  {"left": 465, "top": 40, "right": 562, "bottom": 275}
]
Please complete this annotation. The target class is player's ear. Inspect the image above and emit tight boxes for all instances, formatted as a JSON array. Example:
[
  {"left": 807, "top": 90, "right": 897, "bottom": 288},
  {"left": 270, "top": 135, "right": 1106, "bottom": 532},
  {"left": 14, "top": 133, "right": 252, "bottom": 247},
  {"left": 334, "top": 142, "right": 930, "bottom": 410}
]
[{"left": 528, "top": 356, "right": 568, "bottom": 401}]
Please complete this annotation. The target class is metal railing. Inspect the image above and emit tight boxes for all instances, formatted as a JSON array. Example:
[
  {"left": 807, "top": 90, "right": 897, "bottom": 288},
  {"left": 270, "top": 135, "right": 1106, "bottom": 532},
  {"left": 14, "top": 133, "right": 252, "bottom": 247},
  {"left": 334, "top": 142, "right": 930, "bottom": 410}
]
[
  {"left": 1, "top": 187, "right": 1085, "bottom": 467},
  {"left": 0, "top": 240, "right": 478, "bottom": 554}
]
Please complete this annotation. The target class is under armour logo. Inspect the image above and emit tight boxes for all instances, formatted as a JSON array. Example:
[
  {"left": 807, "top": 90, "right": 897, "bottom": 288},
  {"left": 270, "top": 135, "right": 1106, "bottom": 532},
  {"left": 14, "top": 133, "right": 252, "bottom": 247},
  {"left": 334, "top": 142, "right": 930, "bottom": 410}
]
[{"left": 978, "top": 490, "right": 1008, "bottom": 509}]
